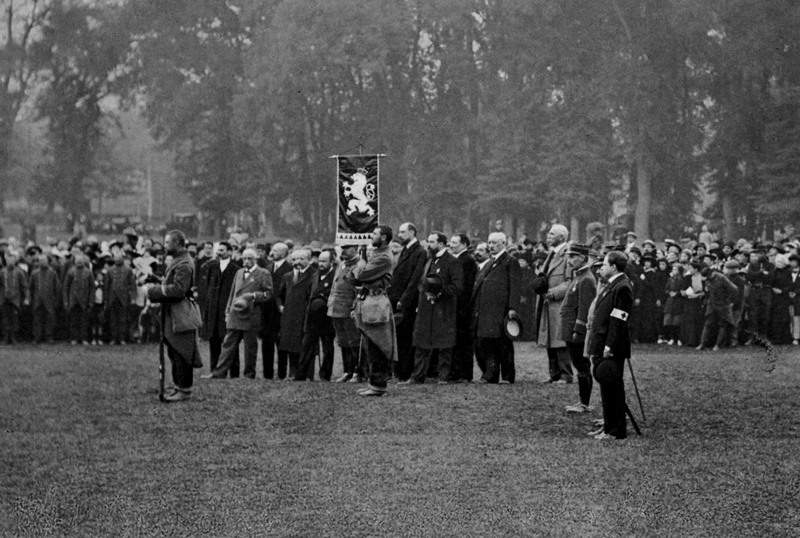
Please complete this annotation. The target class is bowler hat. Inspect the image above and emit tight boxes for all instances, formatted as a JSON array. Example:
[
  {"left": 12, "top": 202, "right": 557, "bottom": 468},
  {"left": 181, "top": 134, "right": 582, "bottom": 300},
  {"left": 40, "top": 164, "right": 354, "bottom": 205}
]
[
  {"left": 232, "top": 296, "right": 253, "bottom": 317},
  {"left": 724, "top": 259, "right": 740, "bottom": 269},
  {"left": 425, "top": 273, "right": 443, "bottom": 295},
  {"left": 504, "top": 311, "right": 522, "bottom": 341}
]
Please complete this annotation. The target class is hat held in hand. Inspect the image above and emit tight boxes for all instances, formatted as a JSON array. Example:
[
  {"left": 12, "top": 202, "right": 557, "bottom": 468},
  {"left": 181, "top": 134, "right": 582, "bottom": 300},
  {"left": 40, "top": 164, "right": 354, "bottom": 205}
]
[{"left": 232, "top": 295, "right": 253, "bottom": 317}]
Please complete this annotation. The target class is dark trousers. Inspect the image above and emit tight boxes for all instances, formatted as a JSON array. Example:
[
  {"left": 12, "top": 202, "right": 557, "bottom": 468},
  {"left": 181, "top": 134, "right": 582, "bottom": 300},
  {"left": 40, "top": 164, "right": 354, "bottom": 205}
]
[
  {"left": 395, "top": 314, "right": 416, "bottom": 380},
  {"left": 297, "top": 333, "right": 335, "bottom": 381},
  {"left": 547, "top": 347, "right": 573, "bottom": 382},
  {"left": 340, "top": 345, "right": 364, "bottom": 377},
  {"left": 567, "top": 341, "right": 593, "bottom": 406},
  {"left": 108, "top": 301, "right": 130, "bottom": 343},
  {"left": 748, "top": 289, "right": 772, "bottom": 338},
  {"left": 89, "top": 304, "right": 104, "bottom": 342},
  {"left": 286, "top": 352, "right": 300, "bottom": 379},
  {"left": 167, "top": 341, "right": 193, "bottom": 390},
  {"left": 700, "top": 311, "right": 733, "bottom": 348},
  {"left": 412, "top": 347, "right": 452, "bottom": 383},
  {"left": 212, "top": 329, "right": 257, "bottom": 378},
  {"left": 209, "top": 333, "right": 239, "bottom": 377},
  {"left": 261, "top": 332, "right": 288, "bottom": 379},
  {"left": 452, "top": 327, "right": 474, "bottom": 381},
  {"left": 593, "top": 357, "right": 627, "bottom": 439},
  {"left": 363, "top": 334, "right": 390, "bottom": 390},
  {"left": 33, "top": 306, "right": 55, "bottom": 343},
  {"left": 2, "top": 301, "right": 19, "bottom": 343},
  {"left": 68, "top": 305, "right": 90, "bottom": 343},
  {"left": 477, "top": 336, "right": 514, "bottom": 383}
]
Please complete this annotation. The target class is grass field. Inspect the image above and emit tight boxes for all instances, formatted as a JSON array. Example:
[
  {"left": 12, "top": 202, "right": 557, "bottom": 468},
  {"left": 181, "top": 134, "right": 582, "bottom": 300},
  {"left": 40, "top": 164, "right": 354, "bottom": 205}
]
[{"left": 1, "top": 341, "right": 798, "bottom": 537}]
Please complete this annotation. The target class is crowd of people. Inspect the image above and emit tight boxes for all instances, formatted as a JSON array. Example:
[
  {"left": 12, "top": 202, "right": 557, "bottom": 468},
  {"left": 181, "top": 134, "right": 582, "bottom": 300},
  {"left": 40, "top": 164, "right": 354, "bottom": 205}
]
[{"left": 2, "top": 222, "right": 799, "bottom": 434}]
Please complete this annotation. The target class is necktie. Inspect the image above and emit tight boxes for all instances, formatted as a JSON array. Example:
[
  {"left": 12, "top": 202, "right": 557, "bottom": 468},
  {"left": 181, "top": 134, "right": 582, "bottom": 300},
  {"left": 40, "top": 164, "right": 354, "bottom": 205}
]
[{"left": 293, "top": 270, "right": 299, "bottom": 284}]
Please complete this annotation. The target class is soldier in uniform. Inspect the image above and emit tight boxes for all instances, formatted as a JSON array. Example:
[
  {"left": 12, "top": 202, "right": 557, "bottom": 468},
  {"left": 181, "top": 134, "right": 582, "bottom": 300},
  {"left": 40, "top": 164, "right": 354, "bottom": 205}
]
[
  {"left": 105, "top": 254, "right": 137, "bottom": 344},
  {"left": 585, "top": 251, "right": 633, "bottom": 440},
  {"left": 558, "top": 244, "right": 597, "bottom": 413},
  {"left": 328, "top": 245, "right": 365, "bottom": 382},
  {"left": 350, "top": 225, "right": 396, "bottom": 396}
]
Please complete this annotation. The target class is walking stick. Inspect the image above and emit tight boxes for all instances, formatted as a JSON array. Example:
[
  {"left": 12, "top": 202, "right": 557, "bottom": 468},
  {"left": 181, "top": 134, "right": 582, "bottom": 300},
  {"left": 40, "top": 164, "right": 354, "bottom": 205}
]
[
  {"left": 625, "top": 402, "right": 642, "bottom": 436},
  {"left": 626, "top": 357, "right": 646, "bottom": 423},
  {"left": 158, "top": 304, "right": 166, "bottom": 402}
]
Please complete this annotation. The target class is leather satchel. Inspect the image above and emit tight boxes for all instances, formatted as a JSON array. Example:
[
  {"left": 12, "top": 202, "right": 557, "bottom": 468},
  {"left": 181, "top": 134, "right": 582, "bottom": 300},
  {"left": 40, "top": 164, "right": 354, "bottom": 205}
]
[
  {"left": 172, "top": 297, "right": 203, "bottom": 333},
  {"left": 360, "top": 293, "right": 391, "bottom": 324}
]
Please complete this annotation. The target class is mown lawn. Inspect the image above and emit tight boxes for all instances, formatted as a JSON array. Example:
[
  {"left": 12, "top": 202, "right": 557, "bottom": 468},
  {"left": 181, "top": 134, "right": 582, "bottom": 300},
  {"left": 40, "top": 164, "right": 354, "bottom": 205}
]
[{"left": 1, "top": 341, "right": 798, "bottom": 537}]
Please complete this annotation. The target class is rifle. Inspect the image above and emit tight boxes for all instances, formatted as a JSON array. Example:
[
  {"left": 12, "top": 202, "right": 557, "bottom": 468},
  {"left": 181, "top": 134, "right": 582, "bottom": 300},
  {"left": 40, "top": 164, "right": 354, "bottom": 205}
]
[{"left": 158, "top": 303, "right": 166, "bottom": 402}]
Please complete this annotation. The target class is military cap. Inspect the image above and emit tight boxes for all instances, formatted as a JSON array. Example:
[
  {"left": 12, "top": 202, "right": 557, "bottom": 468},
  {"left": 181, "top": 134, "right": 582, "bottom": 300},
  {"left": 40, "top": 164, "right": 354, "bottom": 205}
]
[{"left": 566, "top": 243, "right": 591, "bottom": 257}]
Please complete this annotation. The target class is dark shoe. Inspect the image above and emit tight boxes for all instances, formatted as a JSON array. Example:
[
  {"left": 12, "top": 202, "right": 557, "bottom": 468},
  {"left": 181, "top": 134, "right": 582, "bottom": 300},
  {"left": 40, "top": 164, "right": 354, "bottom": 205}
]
[
  {"left": 587, "top": 426, "right": 604, "bottom": 437},
  {"left": 594, "top": 432, "right": 623, "bottom": 441},
  {"left": 165, "top": 390, "right": 192, "bottom": 402},
  {"left": 200, "top": 373, "right": 223, "bottom": 380},
  {"left": 474, "top": 378, "right": 489, "bottom": 384},
  {"left": 348, "top": 375, "right": 364, "bottom": 383},
  {"left": 334, "top": 374, "right": 352, "bottom": 383},
  {"left": 553, "top": 379, "right": 572, "bottom": 385},
  {"left": 398, "top": 379, "right": 422, "bottom": 385},
  {"left": 540, "top": 377, "right": 558, "bottom": 384},
  {"left": 695, "top": 345, "right": 704, "bottom": 351},
  {"left": 437, "top": 380, "right": 450, "bottom": 385}
]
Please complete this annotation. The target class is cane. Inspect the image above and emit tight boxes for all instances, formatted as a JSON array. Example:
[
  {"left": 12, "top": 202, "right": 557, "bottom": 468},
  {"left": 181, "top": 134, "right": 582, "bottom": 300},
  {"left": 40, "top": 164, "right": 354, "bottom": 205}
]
[
  {"left": 625, "top": 402, "right": 642, "bottom": 436},
  {"left": 626, "top": 357, "right": 646, "bottom": 423},
  {"left": 158, "top": 304, "right": 166, "bottom": 402}
]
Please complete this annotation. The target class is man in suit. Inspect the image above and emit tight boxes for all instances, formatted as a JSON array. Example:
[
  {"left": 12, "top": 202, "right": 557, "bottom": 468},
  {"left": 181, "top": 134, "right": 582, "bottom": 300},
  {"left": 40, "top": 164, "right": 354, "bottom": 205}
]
[
  {"left": 351, "top": 225, "right": 396, "bottom": 396},
  {"left": 471, "top": 232, "right": 521, "bottom": 384},
  {"left": 0, "top": 251, "right": 29, "bottom": 344},
  {"left": 328, "top": 245, "right": 365, "bottom": 383},
  {"left": 147, "top": 230, "right": 203, "bottom": 402},
  {"left": 559, "top": 244, "right": 597, "bottom": 413},
  {"left": 202, "top": 248, "right": 273, "bottom": 379},
  {"left": 262, "top": 242, "right": 293, "bottom": 378},
  {"left": 201, "top": 242, "right": 241, "bottom": 377},
  {"left": 104, "top": 254, "right": 137, "bottom": 345},
  {"left": 471, "top": 241, "right": 491, "bottom": 374},
  {"left": 402, "top": 232, "right": 463, "bottom": 385},
  {"left": 585, "top": 251, "right": 633, "bottom": 440},
  {"left": 388, "top": 222, "right": 428, "bottom": 380},
  {"left": 296, "top": 249, "right": 336, "bottom": 381},
  {"left": 537, "top": 224, "right": 574, "bottom": 385},
  {"left": 697, "top": 266, "right": 739, "bottom": 351},
  {"left": 277, "top": 248, "right": 318, "bottom": 379},
  {"left": 30, "top": 254, "right": 61, "bottom": 343},
  {"left": 449, "top": 233, "right": 478, "bottom": 382},
  {"left": 62, "top": 254, "right": 94, "bottom": 345}
]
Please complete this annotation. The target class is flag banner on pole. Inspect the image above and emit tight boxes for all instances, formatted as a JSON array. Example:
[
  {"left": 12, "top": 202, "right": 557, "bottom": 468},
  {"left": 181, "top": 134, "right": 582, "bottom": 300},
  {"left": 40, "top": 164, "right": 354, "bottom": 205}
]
[{"left": 336, "top": 155, "right": 380, "bottom": 245}]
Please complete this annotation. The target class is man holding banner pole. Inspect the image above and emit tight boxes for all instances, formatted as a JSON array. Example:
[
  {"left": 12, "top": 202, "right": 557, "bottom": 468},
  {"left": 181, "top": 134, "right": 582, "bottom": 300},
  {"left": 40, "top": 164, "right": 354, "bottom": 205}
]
[{"left": 350, "top": 226, "right": 397, "bottom": 396}]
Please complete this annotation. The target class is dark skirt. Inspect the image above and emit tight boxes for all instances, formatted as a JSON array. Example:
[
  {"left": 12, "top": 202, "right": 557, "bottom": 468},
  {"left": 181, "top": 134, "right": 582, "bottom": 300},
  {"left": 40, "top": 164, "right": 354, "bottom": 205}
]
[{"left": 680, "top": 298, "right": 704, "bottom": 347}]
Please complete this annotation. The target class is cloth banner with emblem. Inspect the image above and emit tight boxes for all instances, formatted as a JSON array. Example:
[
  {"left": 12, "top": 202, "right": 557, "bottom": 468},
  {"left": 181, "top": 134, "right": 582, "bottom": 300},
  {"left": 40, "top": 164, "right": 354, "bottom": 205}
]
[{"left": 335, "top": 155, "right": 381, "bottom": 246}]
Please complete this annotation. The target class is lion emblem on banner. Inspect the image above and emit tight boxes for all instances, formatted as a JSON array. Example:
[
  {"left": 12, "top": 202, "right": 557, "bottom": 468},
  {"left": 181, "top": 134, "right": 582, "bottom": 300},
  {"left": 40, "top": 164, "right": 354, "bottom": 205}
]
[{"left": 343, "top": 167, "right": 376, "bottom": 217}]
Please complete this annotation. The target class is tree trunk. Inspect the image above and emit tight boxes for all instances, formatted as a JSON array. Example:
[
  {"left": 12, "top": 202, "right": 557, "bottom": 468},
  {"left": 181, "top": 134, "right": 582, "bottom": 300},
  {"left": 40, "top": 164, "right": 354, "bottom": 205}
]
[
  {"left": 721, "top": 192, "right": 735, "bottom": 243},
  {"left": 634, "top": 150, "right": 651, "bottom": 240}
]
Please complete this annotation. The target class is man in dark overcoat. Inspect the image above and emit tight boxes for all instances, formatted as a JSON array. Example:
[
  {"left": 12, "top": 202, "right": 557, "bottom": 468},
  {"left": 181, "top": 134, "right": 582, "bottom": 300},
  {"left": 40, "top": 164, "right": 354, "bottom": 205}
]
[
  {"left": 147, "top": 230, "right": 203, "bottom": 402},
  {"left": 30, "top": 254, "right": 61, "bottom": 343},
  {"left": 201, "top": 242, "right": 241, "bottom": 376},
  {"left": 388, "top": 222, "right": 427, "bottom": 380},
  {"left": 261, "top": 242, "right": 293, "bottom": 379},
  {"left": 559, "top": 244, "right": 597, "bottom": 413},
  {"left": 277, "top": 248, "right": 318, "bottom": 379},
  {"left": 296, "top": 249, "right": 336, "bottom": 381},
  {"left": 585, "top": 251, "right": 633, "bottom": 440},
  {"left": 0, "top": 251, "right": 30, "bottom": 344},
  {"left": 471, "top": 232, "right": 521, "bottom": 384},
  {"left": 449, "top": 233, "right": 478, "bottom": 382},
  {"left": 203, "top": 248, "right": 273, "bottom": 379},
  {"left": 62, "top": 254, "right": 94, "bottom": 345},
  {"left": 105, "top": 254, "right": 137, "bottom": 344},
  {"left": 404, "top": 233, "right": 463, "bottom": 384}
]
